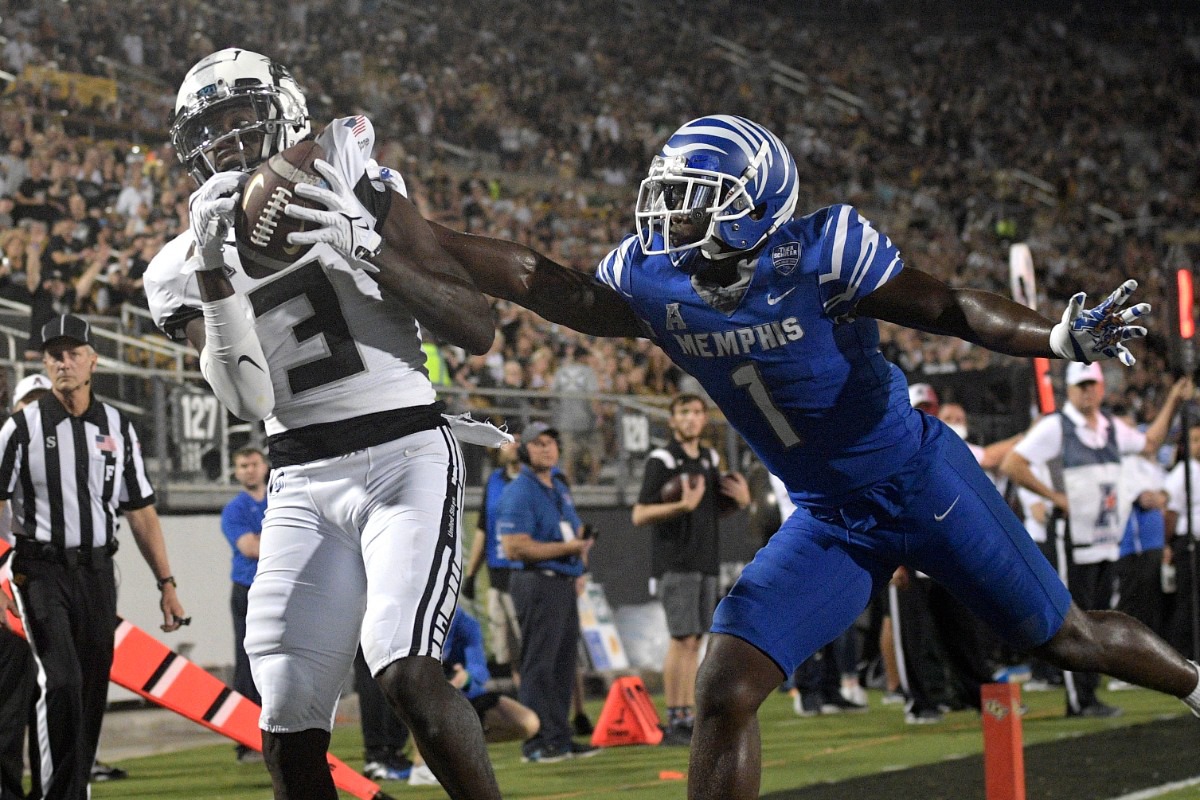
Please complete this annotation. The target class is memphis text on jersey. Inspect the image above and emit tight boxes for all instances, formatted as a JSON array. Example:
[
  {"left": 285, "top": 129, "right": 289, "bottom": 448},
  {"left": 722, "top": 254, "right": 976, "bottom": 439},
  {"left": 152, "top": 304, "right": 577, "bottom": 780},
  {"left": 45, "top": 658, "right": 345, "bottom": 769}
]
[{"left": 670, "top": 315, "right": 804, "bottom": 359}]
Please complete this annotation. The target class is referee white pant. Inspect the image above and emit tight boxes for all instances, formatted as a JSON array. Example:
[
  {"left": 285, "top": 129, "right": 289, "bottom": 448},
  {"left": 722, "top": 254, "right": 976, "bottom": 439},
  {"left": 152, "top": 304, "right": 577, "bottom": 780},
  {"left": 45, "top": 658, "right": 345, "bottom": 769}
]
[{"left": 245, "top": 427, "right": 464, "bottom": 734}]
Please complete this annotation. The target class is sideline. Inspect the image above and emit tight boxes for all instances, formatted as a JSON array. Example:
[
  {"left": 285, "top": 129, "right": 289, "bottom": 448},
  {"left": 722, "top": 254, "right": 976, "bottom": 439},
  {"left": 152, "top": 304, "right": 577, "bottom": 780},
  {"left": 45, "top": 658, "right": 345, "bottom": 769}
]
[{"left": 1106, "top": 776, "right": 1200, "bottom": 800}]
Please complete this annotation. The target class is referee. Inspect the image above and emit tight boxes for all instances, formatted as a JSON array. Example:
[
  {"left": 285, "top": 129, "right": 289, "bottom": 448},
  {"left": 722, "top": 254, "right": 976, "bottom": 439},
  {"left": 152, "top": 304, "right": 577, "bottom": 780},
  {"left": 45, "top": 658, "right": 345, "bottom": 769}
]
[{"left": 0, "top": 315, "right": 187, "bottom": 800}]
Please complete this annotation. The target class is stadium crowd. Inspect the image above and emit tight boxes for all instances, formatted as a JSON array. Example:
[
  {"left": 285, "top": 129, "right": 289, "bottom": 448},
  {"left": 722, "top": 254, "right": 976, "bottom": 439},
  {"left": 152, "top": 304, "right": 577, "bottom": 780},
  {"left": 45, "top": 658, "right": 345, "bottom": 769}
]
[{"left": 0, "top": 0, "right": 1195, "bottom": 464}]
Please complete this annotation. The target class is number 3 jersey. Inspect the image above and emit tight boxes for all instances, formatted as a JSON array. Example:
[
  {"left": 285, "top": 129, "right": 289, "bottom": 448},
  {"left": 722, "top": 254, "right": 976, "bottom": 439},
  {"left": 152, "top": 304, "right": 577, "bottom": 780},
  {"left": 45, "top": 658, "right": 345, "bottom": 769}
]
[
  {"left": 596, "top": 204, "right": 922, "bottom": 507},
  {"left": 145, "top": 116, "right": 435, "bottom": 438}
]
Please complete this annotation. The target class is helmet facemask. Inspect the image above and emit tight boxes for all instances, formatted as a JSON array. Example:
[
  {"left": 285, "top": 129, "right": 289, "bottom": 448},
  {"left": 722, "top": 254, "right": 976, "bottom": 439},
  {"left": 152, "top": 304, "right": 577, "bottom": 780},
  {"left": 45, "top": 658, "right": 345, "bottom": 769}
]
[
  {"left": 171, "top": 50, "right": 310, "bottom": 185},
  {"left": 636, "top": 145, "right": 769, "bottom": 271},
  {"left": 172, "top": 91, "right": 282, "bottom": 184}
]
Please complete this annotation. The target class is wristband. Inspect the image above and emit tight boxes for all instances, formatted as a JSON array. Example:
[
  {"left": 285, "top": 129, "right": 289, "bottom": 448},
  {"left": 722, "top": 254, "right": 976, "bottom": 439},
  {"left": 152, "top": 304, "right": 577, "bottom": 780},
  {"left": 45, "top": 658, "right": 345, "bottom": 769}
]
[{"left": 157, "top": 575, "right": 177, "bottom": 591}]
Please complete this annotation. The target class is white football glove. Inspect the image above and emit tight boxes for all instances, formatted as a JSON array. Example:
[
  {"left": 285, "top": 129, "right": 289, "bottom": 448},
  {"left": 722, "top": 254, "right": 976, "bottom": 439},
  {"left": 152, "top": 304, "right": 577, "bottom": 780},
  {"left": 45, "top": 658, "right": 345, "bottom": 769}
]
[
  {"left": 284, "top": 159, "right": 383, "bottom": 272},
  {"left": 1049, "top": 279, "right": 1150, "bottom": 367},
  {"left": 188, "top": 171, "right": 246, "bottom": 271}
]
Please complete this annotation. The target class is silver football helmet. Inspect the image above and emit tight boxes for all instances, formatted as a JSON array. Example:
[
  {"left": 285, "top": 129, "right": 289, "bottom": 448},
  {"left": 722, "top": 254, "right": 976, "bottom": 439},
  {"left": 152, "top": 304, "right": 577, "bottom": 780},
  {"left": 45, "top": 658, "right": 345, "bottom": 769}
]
[{"left": 170, "top": 48, "right": 310, "bottom": 184}]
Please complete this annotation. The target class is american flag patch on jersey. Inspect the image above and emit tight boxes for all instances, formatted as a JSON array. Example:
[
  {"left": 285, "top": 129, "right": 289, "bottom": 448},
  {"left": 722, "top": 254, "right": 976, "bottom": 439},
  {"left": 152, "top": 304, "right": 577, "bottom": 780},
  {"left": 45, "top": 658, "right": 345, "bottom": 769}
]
[
  {"left": 344, "top": 116, "right": 368, "bottom": 136},
  {"left": 95, "top": 434, "right": 117, "bottom": 453}
]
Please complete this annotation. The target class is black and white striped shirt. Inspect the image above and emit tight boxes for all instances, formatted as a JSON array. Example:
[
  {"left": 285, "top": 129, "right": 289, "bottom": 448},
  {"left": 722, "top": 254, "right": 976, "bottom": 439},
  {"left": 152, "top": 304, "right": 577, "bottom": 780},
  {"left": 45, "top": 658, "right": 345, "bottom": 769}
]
[{"left": 0, "top": 392, "right": 154, "bottom": 550}]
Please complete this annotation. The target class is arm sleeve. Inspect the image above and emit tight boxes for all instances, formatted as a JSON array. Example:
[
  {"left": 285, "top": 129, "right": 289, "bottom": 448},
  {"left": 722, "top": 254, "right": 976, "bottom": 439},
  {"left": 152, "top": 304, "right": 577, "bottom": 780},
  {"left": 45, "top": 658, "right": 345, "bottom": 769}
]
[
  {"left": 816, "top": 205, "right": 904, "bottom": 321},
  {"left": 199, "top": 293, "right": 275, "bottom": 422}
]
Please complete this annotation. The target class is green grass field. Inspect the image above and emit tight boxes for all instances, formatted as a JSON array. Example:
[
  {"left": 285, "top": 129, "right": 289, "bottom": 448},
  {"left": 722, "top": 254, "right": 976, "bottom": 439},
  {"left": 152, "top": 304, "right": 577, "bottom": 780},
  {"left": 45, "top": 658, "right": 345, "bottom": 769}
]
[{"left": 87, "top": 685, "right": 1200, "bottom": 799}]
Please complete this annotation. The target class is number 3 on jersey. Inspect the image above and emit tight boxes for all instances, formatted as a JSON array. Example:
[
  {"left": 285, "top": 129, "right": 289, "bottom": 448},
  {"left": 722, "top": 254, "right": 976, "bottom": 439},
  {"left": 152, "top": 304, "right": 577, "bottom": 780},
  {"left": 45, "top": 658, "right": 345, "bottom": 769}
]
[
  {"left": 732, "top": 362, "right": 801, "bottom": 448},
  {"left": 247, "top": 260, "right": 366, "bottom": 394}
]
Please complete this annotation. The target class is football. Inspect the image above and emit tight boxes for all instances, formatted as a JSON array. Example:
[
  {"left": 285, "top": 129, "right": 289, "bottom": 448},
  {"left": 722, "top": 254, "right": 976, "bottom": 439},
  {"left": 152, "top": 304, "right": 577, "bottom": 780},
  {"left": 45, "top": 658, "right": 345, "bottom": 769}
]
[
  {"left": 660, "top": 473, "right": 703, "bottom": 503},
  {"left": 234, "top": 140, "right": 326, "bottom": 272},
  {"left": 716, "top": 473, "right": 742, "bottom": 517}
]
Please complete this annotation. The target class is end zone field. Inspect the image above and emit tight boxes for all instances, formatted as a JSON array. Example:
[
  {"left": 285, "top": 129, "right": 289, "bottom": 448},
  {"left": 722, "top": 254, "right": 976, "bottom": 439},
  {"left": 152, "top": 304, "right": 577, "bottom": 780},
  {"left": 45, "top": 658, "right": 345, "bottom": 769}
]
[{"left": 91, "top": 686, "right": 1199, "bottom": 799}]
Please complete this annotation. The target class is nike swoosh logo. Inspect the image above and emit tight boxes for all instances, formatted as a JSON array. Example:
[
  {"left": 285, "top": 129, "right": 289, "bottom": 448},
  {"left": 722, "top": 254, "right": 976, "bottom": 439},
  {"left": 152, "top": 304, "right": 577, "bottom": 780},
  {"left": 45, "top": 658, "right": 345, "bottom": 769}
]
[
  {"left": 237, "top": 355, "right": 264, "bottom": 373},
  {"left": 934, "top": 495, "right": 960, "bottom": 522},
  {"left": 766, "top": 287, "right": 796, "bottom": 306},
  {"left": 404, "top": 442, "right": 433, "bottom": 457}
]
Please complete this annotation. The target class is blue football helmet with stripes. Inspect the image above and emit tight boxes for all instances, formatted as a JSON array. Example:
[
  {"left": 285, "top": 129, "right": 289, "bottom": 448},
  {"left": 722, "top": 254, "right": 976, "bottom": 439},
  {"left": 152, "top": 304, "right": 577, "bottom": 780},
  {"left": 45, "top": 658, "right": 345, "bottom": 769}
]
[{"left": 635, "top": 115, "right": 799, "bottom": 270}]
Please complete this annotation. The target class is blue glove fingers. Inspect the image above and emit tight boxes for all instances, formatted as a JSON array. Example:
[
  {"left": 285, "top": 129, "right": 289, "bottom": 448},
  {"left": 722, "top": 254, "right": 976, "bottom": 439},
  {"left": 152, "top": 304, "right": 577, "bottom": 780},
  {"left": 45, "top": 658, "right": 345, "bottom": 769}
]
[
  {"left": 1117, "top": 303, "right": 1151, "bottom": 324},
  {"left": 1099, "top": 279, "right": 1138, "bottom": 313}
]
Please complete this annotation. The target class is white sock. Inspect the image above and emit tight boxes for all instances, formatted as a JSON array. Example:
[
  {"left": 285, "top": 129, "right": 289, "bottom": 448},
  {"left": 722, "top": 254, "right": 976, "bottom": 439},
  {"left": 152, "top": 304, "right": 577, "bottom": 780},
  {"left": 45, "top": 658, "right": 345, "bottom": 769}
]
[{"left": 1183, "top": 661, "right": 1200, "bottom": 718}]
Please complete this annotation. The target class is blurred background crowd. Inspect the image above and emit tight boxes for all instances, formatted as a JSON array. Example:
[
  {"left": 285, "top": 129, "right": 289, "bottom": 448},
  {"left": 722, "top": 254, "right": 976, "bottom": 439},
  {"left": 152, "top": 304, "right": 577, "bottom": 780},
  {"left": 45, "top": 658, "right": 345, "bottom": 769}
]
[{"left": 0, "top": 0, "right": 1195, "bottom": 480}]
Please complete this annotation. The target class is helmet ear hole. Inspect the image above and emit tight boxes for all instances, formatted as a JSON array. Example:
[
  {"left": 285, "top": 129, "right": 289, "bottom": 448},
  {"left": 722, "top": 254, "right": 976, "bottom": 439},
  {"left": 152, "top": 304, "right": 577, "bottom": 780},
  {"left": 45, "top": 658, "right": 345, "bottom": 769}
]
[{"left": 750, "top": 204, "right": 767, "bottom": 221}]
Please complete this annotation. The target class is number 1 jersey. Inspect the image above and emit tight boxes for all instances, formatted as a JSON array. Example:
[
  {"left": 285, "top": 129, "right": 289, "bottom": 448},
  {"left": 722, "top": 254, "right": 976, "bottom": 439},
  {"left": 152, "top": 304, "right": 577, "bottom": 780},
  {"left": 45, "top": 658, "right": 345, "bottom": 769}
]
[
  {"left": 596, "top": 204, "right": 923, "bottom": 507},
  {"left": 145, "top": 116, "right": 435, "bottom": 436}
]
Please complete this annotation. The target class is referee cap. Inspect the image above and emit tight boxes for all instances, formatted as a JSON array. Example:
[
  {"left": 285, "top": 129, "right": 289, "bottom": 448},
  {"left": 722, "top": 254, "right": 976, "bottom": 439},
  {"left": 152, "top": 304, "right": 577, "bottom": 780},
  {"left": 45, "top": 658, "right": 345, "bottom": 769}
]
[
  {"left": 40, "top": 314, "right": 93, "bottom": 350},
  {"left": 12, "top": 374, "right": 52, "bottom": 405}
]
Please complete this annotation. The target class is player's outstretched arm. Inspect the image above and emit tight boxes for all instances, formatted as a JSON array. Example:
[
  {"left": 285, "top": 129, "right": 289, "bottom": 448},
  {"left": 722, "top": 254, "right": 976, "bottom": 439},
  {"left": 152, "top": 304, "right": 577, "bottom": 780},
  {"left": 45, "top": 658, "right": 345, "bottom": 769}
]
[
  {"left": 288, "top": 159, "right": 495, "bottom": 354},
  {"left": 857, "top": 267, "right": 1149, "bottom": 365},
  {"left": 427, "top": 223, "right": 646, "bottom": 339}
]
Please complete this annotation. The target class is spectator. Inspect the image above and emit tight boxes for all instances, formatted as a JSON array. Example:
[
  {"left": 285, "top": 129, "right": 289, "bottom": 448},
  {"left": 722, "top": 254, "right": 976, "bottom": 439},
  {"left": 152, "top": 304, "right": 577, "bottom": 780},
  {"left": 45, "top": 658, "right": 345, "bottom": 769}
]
[
  {"left": 497, "top": 422, "right": 598, "bottom": 763},
  {"left": 1004, "top": 363, "right": 1192, "bottom": 716},
  {"left": 464, "top": 435, "right": 525, "bottom": 683},
  {"left": 0, "top": 315, "right": 186, "bottom": 800},
  {"left": 12, "top": 157, "right": 57, "bottom": 225},
  {"left": 2, "top": 30, "right": 37, "bottom": 74},
  {"left": 1113, "top": 409, "right": 1170, "bottom": 646},
  {"left": 26, "top": 247, "right": 105, "bottom": 358},
  {"left": 632, "top": 394, "right": 750, "bottom": 743},
  {"left": 550, "top": 343, "right": 600, "bottom": 485}
]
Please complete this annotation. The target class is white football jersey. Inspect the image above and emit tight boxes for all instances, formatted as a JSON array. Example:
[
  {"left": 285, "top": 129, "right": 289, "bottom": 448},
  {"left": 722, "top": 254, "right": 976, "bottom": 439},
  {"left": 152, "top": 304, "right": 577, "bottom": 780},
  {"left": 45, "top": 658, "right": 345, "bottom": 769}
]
[{"left": 145, "top": 116, "right": 434, "bottom": 436}]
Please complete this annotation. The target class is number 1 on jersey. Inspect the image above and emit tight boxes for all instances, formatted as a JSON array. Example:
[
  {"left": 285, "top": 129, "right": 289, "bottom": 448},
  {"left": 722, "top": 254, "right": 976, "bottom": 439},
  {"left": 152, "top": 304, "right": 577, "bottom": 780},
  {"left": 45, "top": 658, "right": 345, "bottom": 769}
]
[{"left": 731, "top": 362, "right": 801, "bottom": 448}]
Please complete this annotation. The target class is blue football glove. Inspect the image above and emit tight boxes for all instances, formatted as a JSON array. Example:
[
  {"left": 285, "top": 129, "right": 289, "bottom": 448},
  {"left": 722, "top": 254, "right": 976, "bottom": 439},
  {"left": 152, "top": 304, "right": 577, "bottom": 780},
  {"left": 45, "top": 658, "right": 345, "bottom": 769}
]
[{"left": 1049, "top": 279, "right": 1150, "bottom": 367}]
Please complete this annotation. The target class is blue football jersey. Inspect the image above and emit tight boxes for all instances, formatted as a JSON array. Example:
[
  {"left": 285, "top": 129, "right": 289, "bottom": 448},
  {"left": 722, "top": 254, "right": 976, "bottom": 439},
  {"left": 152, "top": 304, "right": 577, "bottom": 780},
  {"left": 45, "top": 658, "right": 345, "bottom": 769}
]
[{"left": 597, "top": 204, "right": 923, "bottom": 505}]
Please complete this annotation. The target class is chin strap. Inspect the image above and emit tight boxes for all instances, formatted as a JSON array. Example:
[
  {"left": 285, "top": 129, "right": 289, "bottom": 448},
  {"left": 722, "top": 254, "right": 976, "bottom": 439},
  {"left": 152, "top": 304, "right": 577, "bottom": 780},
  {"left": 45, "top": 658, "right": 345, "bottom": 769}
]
[{"left": 199, "top": 294, "right": 275, "bottom": 422}]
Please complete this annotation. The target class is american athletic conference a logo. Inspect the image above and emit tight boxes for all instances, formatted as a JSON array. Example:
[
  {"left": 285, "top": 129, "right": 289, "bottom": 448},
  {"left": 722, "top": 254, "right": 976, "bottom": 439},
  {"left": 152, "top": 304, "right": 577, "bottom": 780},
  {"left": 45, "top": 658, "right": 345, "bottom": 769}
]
[{"left": 771, "top": 242, "right": 800, "bottom": 275}]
